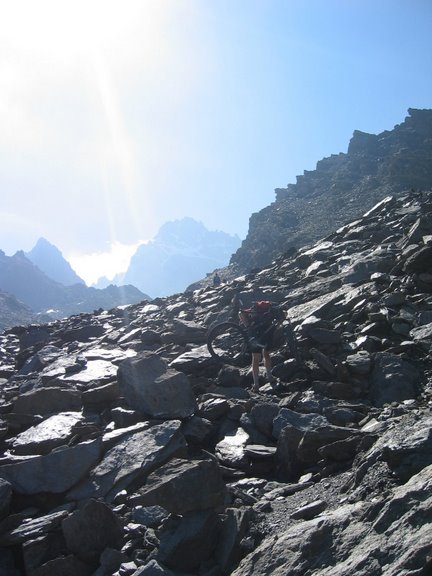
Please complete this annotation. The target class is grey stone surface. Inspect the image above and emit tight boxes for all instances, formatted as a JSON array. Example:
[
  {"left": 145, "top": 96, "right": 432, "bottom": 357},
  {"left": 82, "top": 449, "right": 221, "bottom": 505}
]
[
  {"left": 118, "top": 353, "right": 197, "bottom": 419},
  {"left": 1, "top": 188, "right": 432, "bottom": 575}
]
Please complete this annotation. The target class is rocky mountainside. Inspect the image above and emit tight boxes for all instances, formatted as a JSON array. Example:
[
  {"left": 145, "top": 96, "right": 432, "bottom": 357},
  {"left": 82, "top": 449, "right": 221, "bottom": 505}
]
[
  {"left": 0, "top": 190, "right": 431, "bottom": 575},
  {"left": 0, "top": 250, "right": 149, "bottom": 326},
  {"left": 120, "top": 218, "right": 241, "bottom": 298},
  {"left": 25, "top": 237, "right": 85, "bottom": 286},
  {"left": 0, "top": 292, "right": 51, "bottom": 334},
  {"left": 231, "top": 108, "right": 432, "bottom": 272}
]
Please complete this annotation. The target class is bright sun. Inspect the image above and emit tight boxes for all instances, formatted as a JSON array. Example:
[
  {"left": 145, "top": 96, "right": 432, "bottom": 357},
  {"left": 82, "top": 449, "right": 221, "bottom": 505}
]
[{"left": 1, "top": 1, "right": 170, "bottom": 64}]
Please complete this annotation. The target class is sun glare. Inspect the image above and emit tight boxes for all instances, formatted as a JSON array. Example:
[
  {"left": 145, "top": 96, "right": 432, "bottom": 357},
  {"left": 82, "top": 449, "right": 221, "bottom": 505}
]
[
  {"left": 1, "top": 0, "right": 204, "bottom": 270},
  {"left": 2, "top": 1, "right": 139, "bottom": 60}
]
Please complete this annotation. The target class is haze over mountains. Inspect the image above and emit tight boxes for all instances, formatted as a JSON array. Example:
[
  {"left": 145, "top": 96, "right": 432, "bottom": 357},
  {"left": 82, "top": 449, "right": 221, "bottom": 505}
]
[
  {"left": 0, "top": 219, "right": 240, "bottom": 330},
  {"left": 0, "top": 248, "right": 147, "bottom": 330},
  {"left": 116, "top": 218, "right": 242, "bottom": 297}
]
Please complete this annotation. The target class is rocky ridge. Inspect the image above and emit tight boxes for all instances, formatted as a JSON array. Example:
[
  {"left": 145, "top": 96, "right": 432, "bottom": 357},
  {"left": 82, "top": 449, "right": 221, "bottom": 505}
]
[
  {"left": 0, "top": 190, "right": 431, "bottom": 575},
  {"left": 231, "top": 108, "right": 432, "bottom": 272}
]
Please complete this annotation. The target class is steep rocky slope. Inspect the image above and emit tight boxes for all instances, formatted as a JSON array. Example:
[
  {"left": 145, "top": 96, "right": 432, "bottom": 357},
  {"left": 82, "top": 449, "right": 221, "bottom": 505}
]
[
  {"left": 231, "top": 108, "right": 432, "bottom": 272},
  {"left": 0, "top": 292, "right": 50, "bottom": 334},
  {"left": 0, "top": 190, "right": 431, "bottom": 575}
]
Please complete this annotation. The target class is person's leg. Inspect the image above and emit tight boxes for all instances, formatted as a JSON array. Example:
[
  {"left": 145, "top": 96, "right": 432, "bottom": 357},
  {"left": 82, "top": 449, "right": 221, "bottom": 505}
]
[
  {"left": 252, "top": 352, "right": 261, "bottom": 390},
  {"left": 263, "top": 350, "right": 273, "bottom": 381}
]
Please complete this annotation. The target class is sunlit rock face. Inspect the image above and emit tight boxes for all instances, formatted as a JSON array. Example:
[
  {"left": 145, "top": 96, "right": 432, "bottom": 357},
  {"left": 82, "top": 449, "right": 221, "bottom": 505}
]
[{"left": 0, "top": 189, "right": 432, "bottom": 575}]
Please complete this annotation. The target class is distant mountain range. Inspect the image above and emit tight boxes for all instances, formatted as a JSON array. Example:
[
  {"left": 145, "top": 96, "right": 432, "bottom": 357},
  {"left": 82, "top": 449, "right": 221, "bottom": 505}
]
[
  {"left": 0, "top": 218, "right": 240, "bottom": 331},
  {"left": 0, "top": 290, "right": 51, "bottom": 333},
  {"left": 113, "top": 218, "right": 241, "bottom": 297},
  {"left": 0, "top": 247, "right": 148, "bottom": 329}
]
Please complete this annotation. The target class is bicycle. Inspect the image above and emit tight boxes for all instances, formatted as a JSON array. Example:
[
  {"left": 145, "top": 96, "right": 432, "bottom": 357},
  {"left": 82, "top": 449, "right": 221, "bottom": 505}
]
[{"left": 206, "top": 302, "right": 300, "bottom": 368}]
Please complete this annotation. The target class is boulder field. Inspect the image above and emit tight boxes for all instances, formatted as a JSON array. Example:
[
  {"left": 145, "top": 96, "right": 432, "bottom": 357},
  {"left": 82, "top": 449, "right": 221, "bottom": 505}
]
[{"left": 0, "top": 190, "right": 431, "bottom": 575}]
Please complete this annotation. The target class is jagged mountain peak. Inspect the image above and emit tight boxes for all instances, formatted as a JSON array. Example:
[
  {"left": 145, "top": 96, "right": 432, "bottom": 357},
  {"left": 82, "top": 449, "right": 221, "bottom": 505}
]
[
  {"left": 25, "top": 237, "right": 85, "bottom": 287},
  {"left": 122, "top": 217, "right": 241, "bottom": 297}
]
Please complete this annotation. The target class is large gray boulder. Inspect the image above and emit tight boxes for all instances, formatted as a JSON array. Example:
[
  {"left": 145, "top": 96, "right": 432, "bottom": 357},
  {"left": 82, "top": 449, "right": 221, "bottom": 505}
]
[
  {"left": 369, "top": 352, "right": 419, "bottom": 407},
  {"left": 0, "top": 438, "right": 102, "bottom": 494},
  {"left": 117, "top": 353, "right": 197, "bottom": 419},
  {"left": 67, "top": 421, "right": 187, "bottom": 501},
  {"left": 130, "top": 457, "right": 227, "bottom": 514},
  {"left": 62, "top": 499, "right": 123, "bottom": 565}
]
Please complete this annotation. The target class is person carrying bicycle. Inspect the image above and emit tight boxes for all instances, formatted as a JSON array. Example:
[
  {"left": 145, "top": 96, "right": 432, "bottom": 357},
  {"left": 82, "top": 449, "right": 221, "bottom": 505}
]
[{"left": 239, "top": 300, "right": 285, "bottom": 391}]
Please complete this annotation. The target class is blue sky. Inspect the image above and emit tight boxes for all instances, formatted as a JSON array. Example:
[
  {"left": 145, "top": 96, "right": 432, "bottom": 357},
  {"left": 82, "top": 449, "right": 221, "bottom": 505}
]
[{"left": 0, "top": 0, "right": 431, "bottom": 283}]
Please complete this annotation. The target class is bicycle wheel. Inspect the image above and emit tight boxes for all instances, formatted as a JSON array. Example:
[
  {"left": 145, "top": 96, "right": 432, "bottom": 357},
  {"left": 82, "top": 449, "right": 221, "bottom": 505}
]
[
  {"left": 284, "top": 323, "right": 301, "bottom": 364},
  {"left": 207, "top": 322, "right": 250, "bottom": 367}
]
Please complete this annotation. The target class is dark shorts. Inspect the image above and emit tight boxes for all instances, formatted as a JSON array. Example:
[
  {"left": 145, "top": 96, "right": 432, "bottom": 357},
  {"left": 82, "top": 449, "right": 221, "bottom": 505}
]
[{"left": 248, "top": 325, "right": 277, "bottom": 353}]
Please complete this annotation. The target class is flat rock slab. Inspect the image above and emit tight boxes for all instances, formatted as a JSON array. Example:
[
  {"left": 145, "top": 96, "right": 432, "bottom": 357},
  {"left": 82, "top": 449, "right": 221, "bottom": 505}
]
[
  {"left": 67, "top": 420, "right": 187, "bottom": 501},
  {"left": 244, "top": 445, "right": 277, "bottom": 459},
  {"left": 59, "top": 360, "right": 118, "bottom": 385},
  {"left": 12, "top": 411, "right": 85, "bottom": 455},
  {"left": 291, "top": 499, "right": 327, "bottom": 520},
  {"left": 131, "top": 457, "right": 227, "bottom": 514},
  {"left": 410, "top": 322, "right": 432, "bottom": 345},
  {"left": 169, "top": 345, "right": 213, "bottom": 371},
  {"left": 273, "top": 408, "right": 330, "bottom": 439},
  {"left": 82, "top": 347, "right": 136, "bottom": 363},
  {"left": 0, "top": 438, "right": 102, "bottom": 494},
  {"left": 0, "top": 509, "right": 69, "bottom": 546}
]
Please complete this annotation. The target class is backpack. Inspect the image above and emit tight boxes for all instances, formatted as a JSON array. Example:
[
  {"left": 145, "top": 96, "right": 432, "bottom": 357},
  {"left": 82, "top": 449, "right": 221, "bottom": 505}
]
[{"left": 249, "top": 300, "right": 284, "bottom": 327}]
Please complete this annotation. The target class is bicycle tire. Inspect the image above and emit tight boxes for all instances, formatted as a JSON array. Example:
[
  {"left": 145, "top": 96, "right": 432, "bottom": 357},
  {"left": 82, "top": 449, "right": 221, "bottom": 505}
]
[
  {"left": 284, "top": 323, "right": 301, "bottom": 364},
  {"left": 207, "top": 321, "right": 250, "bottom": 367}
]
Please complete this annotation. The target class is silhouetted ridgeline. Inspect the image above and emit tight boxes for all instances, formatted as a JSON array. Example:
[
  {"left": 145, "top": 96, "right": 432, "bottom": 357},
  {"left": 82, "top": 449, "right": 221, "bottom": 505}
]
[
  {"left": 0, "top": 190, "right": 431, "bottom": 574},
  {"left": 231, "top": 108, "right": 432, "bottom": 271},
  {"left": 25, "top": 237, "right": 85, "bottom": 287}
]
